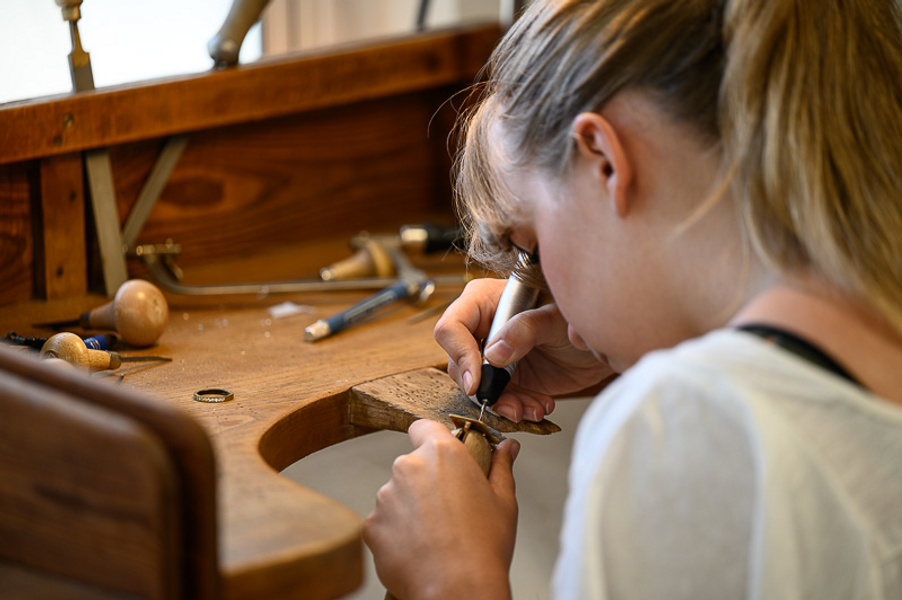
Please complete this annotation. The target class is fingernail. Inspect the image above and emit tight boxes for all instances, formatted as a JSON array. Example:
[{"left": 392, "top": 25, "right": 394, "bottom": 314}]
[
  {"left": 526, "top": 407, "right": 539, "bottom": 422},
  {"left": 496, "top": 404, "right": 519, "bottom": 422},
  {"left": 485, "top": 339, "right": 514, "bottom": 365},
  {"left": 510, "top": 440, "right": 521, "bottom": 461},
  {"left": 544, "top": 401, "right": 554, "bottom": 414},
  {"left": 462, "top": 370, "right": 473, "bottom": 395}
]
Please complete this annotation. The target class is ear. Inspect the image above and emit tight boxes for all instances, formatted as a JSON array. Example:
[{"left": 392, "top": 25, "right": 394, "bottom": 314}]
[{"left": 571, "top": 112, "right": 633, "bottom": 217}]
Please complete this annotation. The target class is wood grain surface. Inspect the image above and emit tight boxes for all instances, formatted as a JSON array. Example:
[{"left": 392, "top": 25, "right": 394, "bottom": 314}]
[
  {"left": 0, "top": 338, "right": 219, "bottom": 600},
  {"left": 350, "top": 367, "right": 560, "bottom": 437},
  {"left": 113, "top": 93, "right": 457, "bottom": 267},
  {"left": 0, "top": 25, "right": 500, "bottom": 166},
  {"left": 0, "top": 162, "right": 34, "bottom": 303},
  {"left": 35, "top": 152, "right": 87, "bottom": 299}
]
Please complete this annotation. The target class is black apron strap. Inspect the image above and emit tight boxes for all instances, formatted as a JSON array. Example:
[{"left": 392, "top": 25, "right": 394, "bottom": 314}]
[{"left": 737, "top": 324, "right": 863, "bottom": 388}]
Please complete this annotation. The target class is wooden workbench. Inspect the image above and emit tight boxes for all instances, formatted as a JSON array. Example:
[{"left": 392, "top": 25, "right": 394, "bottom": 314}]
[{"left": 0, "top": 237, "right": 464, "bottom": 599}]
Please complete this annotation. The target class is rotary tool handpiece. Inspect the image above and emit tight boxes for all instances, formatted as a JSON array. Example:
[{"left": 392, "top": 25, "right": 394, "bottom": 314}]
[{"left": 475, "top": 257, "right": 540, "bottom": 408}]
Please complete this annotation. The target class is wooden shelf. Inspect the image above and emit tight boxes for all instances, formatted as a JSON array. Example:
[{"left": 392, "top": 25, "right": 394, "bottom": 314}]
[{"left": 0, "top": 25, "right": 500, "bottom": 166}]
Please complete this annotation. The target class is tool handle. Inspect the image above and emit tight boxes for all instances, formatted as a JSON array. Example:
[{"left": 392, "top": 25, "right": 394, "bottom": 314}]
[
  {"left": 208, "top": 0, "right": 270, "bottom": 66},
  {"left": 55, "top": 0, "right": 83, "bottom": 21},
  {"left": 320, "top": 239, "right": 395, "bottom": 281},
  {"left": 331, "top": 280, "right": 412, "bottom": 329},
  {"left": 476, "top": 258, "right": 541, "bottom": 406},
  {"left": 399, "top": 223, "right": 462, "bottom": 254},
  {"left": 457, "top": 427, "right": 493, "bottom": 476},
  {"left": 81, "top": 279, "right": 169, "bottom": 347},
  {"left": 305, "top": 280, "right": 414, "bottom": 341},
  {"left": 40, "top": 333, "right": 120, "bottom": 371}
]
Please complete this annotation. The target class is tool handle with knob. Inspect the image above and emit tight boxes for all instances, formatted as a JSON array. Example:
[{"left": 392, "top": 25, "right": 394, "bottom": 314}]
[
  {"left": 79, "top": 279, "right": 169, "bottom": 347},
  {"left": 40, "top": 333, "right": 121, "bottom": 371},
  {"left": 320, "top": 239, "right": 395, "bottom": 281},
  {"left": 34, "top": 280, "right": 169, "bottom": 347}
]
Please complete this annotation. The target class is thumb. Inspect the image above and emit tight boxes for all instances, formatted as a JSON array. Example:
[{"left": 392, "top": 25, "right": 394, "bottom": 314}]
[
  {"left": 484, "top": 303, "right": 565, "bottom": 368},
  {"left": 488, "top": 438, "right": 520, "bottom": 500}
]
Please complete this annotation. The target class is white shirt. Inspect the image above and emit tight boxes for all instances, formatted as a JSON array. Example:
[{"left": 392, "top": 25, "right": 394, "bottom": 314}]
[{"left": 552, "top": 329, "right": 902, "bottom": 600}]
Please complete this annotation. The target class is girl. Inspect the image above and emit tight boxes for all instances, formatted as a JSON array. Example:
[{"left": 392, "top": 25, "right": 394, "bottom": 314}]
[{"left": 364, "top": 0, "right": 902, "bottom": 598}]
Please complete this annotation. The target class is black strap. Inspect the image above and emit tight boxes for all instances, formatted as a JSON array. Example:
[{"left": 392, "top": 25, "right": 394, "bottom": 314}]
[{"left": 738, "top": 324, "right": 863, "bottom": 388}]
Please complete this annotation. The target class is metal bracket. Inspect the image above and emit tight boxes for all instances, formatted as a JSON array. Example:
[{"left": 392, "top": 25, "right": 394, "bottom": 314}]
[{"left": 122, "top": 135, "right": 189, "bottom": 250}]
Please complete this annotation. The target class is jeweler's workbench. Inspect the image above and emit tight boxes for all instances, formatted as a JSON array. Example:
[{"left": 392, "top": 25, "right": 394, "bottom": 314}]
[{"left": 0, "top": 240, "right": 563, "bottom": 600}]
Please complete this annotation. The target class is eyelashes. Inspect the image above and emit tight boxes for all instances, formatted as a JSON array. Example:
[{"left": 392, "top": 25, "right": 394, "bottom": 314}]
[{"left": 509, "top": 242, "right": 540, "bottom": 264}]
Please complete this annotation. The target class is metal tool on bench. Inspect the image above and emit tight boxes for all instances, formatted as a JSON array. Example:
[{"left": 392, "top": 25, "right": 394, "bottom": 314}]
[
  {"left": 40, "top": 333, "right": 172, "bottom": 372},
  {"left": 132, "top": 224, "right": 466, "bottom": 297},
  {"left": 5, "top": 331, "right": 115, "bottom": 352},
  {"left": 319, "top": 224, "right": 461, "bottom": 281},
  {"left": 304, "top": 245, "right": 436, "bottom": 342}
]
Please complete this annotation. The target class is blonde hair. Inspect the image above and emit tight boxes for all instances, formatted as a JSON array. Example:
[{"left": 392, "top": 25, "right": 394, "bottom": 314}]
[{"left": 455, "top": 0, "right": 902, "bottom": 335}]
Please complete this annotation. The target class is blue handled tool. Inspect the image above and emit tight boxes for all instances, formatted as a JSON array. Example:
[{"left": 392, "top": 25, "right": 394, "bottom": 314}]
[{"left": 304, "top": 246, "right": 435, "bottom": 342}]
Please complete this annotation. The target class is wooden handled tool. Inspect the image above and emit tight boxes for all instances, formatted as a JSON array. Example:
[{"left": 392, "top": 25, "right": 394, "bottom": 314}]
[
  {"left": 320, "top": 239, "right": 395, "bottom": 281},
  {"left": 40, "top": 333, "right": 172, "bottom": 371},
  {"left": 35, "top": 280, "right": 169, "bottom": 347},
  {"left": 41, "top": 333, "right": 117, "bottom": 371}
]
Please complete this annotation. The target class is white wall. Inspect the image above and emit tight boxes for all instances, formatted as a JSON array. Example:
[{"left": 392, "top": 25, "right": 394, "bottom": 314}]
[
  {"left": 0, "top": 0, "right": 261, "bottom": 105},
  {"left": 263, "top": 0, "right": 503, "bottom": 55},
  {"left": 0, "top": 1, "right": 511, "bottom": 106}
]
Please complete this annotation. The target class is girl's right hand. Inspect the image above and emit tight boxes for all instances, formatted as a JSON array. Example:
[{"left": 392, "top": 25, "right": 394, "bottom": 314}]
[{"left": 434, "top": 278, "right": 613, "bottom": 422}]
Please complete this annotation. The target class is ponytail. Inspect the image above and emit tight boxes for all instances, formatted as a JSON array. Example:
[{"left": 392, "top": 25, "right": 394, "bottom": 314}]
[{"left": 721, "top": 0, "right": 902, "bottom": 335}]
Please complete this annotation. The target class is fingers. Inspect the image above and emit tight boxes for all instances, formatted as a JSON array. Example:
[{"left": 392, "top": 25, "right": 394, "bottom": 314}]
[
  {"left": 434, "top": 278, "right": 507, "bottom": 395},
  {"left": 365, "top": 421, "right": 520, "bottom": 599},
  {"left": 488, "top": 438, "right": 520, "bottom": 509},
  {"left": 484, "top": 303, "right": 569, "bottom": 368},
  {"left": 407, "top": 418, "right": 455, "bottom": 449},
  {"left": 491, "top": 382, "right": 555, "bottom": 423}
]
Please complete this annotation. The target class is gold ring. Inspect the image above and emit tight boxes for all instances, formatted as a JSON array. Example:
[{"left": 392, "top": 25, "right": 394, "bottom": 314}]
[{"left": 193, "top": 388, "right": 234, "bottom": 403}]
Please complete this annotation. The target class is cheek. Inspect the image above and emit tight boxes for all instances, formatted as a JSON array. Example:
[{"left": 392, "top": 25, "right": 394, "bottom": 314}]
[
  {"left": 567, "top": 324, "right": 590, "bottom": 351},
  {"left": 536, "top": 229, "right": 587, "bottom": 324},
  {"left": 536, "top": 216, "right": 607, "bottom": 352}
]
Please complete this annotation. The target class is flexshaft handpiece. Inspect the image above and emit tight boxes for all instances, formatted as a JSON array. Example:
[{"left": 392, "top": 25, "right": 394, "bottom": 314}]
[{"left": 475, "top": 253, "right": 540, "bottom": 408}]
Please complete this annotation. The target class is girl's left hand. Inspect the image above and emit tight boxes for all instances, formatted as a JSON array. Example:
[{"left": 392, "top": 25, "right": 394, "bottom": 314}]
[{"left": 363, "top": 419, "right": 520, "bottom": 600}]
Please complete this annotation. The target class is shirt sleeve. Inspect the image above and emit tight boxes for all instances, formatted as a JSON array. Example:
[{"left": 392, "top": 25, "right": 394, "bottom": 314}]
[{"left": 553, "top": 359, "right": 758, "bottom": 600}]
